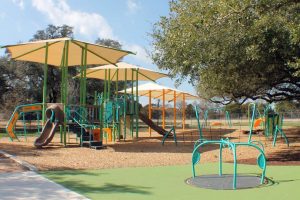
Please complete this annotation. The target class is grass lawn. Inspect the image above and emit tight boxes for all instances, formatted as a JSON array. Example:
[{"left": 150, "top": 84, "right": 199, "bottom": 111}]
[{"left": 42, "top": 163, "right": 300, "bottom": 200}]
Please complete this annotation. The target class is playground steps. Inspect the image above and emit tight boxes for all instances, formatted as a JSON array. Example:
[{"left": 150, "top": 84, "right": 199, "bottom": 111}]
[
  {"left": 68, "top": 123, "right": 84, "bottom": 137},
  {"left": 68, "top": 123, "right": 105, "bottom": 150}
]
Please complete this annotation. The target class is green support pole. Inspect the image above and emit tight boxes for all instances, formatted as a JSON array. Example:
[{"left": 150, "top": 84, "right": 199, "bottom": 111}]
[
  {"left": 83, "top": 44, "right": 88, "bottom": 106},
  {"left": 79, "top": 47, "right": 84, "bottom": 106},
  {"left": 104, "top": 69, "right": 107, "bottom": 100},
  {"left": 37, "top": 112, "right": 40, "bottom": 135},
  {"left": 116, "top": 69, "right": 119, "bottom": 98},
  {"left": 60, "top": 43, "right": 66, "bottom": 104},
  {"left": 100, "top": 92, "right": 103, "bottom": 141},
  {"left": 131, "top": 69, "right": 134, "bottom": 138},
  {"left": 42, "top": 42, "right": 49, "bottom": 123},
  {"left": 124, "top": 69, "right": 127, "bottom": 140},
  {"left": 135, "top": 69, "right": 139, "bottom": 138},
  {"left": 61, "top": 46, "right": 65, "bottom": 142},
  {"left": 108, "top": 69, "right": 111, "bottom": 99},
  {"left": 62, "top": 40, "right": 69, "bottom": 146},
  {"left": 116, "top": 69, "right": 121, "bottom": 139},
  {"left": 232, "top": 144, "right": 237, "bottom": 189}
]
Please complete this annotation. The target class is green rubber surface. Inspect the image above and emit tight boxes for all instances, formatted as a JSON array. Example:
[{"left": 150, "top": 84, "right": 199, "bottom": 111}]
[{"left": 42, "top": 163, "right": 300, "bottom": 200}]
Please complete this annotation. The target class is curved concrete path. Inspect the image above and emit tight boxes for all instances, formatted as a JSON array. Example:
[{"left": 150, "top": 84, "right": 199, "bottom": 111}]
[
  {"left": 0, "top": 150, "right": 89, "bottom": 200},
  {"left": 0, "top": 171, "right": 89, "bottom": 200}
]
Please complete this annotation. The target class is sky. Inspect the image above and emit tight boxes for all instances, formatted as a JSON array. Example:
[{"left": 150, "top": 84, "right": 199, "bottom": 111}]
[{"left": 0, "top": 0, "right": 197, "bottom": 104}]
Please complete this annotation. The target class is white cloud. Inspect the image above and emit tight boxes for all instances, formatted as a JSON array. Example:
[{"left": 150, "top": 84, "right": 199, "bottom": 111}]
[
  {"left": 11, "top": 0, "right": 25, "bottom": 10},
  {"left": 124, "top": 43, "right": 152, "bottom": 64},
  {"left": 31, "top": 0, "right": 150, "bottom": 64},
  {"left": 31, "top": 0, "right": 115, "bottom": 39},
  {"left": 127, "top": 0, "right": 140, "bottom": 14}
]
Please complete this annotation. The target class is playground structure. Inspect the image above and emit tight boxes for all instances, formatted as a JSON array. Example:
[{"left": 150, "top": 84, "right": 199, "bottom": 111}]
[
  {"left": 3, "top": 38, "right": 134, "bottom": 148},
  {"left": 80, "top": 62, "right": 169, "bottom": 142},
  {"left": 4, "top": 38, "right": 191, "bottom": 148},
  {"left": 190, "top": 105, "right": 267, "bottom": 189},
  {"left": 247, "top": 103, "right": 289, "bottom": 147}
]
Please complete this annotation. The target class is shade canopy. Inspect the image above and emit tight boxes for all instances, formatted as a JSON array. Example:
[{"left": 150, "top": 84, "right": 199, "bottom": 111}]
[
  {"left": 3, "top": 38, "right": 133, "bottom": 67},
  {"left": 77, "top": 62, "right": 168, "bottom": 81},
  {"left": 119, "top": 82, "right": 199, "bottom": 102}
]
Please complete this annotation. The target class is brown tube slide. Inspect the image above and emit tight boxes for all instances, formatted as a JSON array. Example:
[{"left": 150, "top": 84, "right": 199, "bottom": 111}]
[
  {"left": 139, "top": 112, "right": 168, "bottom": 136},
  {"left": 34, "top": 105, "right": 64, "bottom": 148}
]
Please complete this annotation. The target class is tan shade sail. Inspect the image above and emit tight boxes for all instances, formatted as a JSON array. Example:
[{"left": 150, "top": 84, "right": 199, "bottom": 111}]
[
  {"left": 76, "top": 62, "right": 168, "bottom": 81},
  {"left": 119, "top": 82, "right": 199, "bottom": 102},
  {"left": 3, "top": 38, "right": 134, "bottom": 67}
]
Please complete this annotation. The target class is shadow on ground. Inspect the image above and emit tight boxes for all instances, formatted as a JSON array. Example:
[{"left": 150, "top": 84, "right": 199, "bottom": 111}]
[{"left": 49, "top": 179, "right": 152, "bottom": 195}]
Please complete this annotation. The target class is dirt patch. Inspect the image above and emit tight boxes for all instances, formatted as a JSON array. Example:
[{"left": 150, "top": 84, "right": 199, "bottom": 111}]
[
  {"left": 0, "top": 153, "right": 28, "bottom": 173},
  {"left": 0, "top": 127, "right": 299, "bottom": 171}
]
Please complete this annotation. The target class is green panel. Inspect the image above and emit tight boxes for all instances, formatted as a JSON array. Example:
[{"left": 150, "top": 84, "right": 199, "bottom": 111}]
[
  {"left": 105, "top": 101, "right": 113, "bottom": 124},
  {"left": 257, "top": 154, "right": 266, "bottom": 169}
]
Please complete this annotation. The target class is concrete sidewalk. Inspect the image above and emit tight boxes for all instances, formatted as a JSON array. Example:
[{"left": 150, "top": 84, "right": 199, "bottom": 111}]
[{"left": 0, "top": 171, "right": 89, "bottom": 200}]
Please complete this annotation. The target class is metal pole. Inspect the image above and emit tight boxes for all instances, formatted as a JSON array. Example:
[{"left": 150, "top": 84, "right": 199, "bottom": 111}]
[
  {"left": 174, "top": 91, "right": 176, "bottom": 129},
  {"left": 116, "top": 69, "right": 119, "bottom": 98},
  {"left": 104, "top": 69, "right": 107, "bottom": 100},
  {"left": 79, "top": 47, "right": 84, "bottom": 106},
  {"left": 124, "top": 69, "right": 127, "bottom": 140},
  {"left": 162, "top": 89, "right": 165, "bottom": 129},
  {"left": 108, "top": 69, "right": 111, "bottom": 99},
  {"left": 135, "top": 69, "right": 139, "bottom": 138},
  {"left": 60, "top": 44, "right": 66, "bottom": 104},
  {"left": 149, "top": 90, "right": 152, "bottom": 136},
  {"left": 131, "top": 69, "right": 134, "bottom": 138},
  {"left": 83, "top": 44, "right": 87, "bottom": 106},
  {"left": 63, "top": 40, "right": 69, "bottom": 146},
  {"left": 183, "top": 93, "right": 186, "bottom": 130},
  {"left": 42, "top": 42, "right": 49, "bottom": 123}
]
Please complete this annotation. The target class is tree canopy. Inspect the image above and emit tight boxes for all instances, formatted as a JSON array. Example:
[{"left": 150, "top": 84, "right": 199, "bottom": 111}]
[
  {"left": 151, "top": 0, "right": 300, "bottom": 104},
  {"left": 95, "top": 38, "right": 122, "bottom": 49}
]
